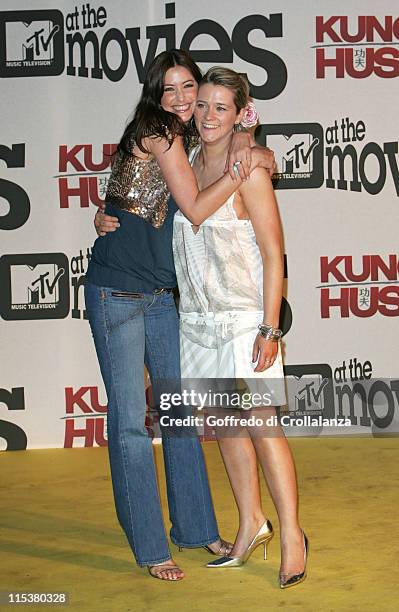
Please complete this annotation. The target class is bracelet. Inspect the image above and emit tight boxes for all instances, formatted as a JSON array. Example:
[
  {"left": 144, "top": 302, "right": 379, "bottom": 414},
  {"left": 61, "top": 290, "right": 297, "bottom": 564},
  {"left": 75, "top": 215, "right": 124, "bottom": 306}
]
[{"left": 258, "top": 323, "right": 283, "bottom": 342}]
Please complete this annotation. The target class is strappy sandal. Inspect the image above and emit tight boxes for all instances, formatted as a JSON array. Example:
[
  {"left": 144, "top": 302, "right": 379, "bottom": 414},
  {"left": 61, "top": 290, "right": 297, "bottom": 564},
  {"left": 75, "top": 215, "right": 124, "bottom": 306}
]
[
  {"left": 202, "top": 538, "right": 233, "bottom": 556},
  {"left": 148, "top": 563, "right": 184, "bottom": 581},
  {"left": 178, "top": 537, "right": 233, "bottom": 556}
]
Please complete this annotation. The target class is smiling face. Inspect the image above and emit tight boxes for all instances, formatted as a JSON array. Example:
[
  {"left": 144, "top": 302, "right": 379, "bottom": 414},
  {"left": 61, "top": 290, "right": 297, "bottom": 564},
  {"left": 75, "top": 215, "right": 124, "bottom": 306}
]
[
  {"left": 194, "top": 83, "right": 245, "bottom": 144},
  {"left": 160, "top": 65, "right": 198, "bottom": 123}
]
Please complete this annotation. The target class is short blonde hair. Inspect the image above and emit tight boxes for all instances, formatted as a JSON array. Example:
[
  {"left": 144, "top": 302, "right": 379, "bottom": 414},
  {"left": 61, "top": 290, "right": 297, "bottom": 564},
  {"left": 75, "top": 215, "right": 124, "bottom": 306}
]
[{"left": 200, "top": 67, "right": 249, "bottom": 113}]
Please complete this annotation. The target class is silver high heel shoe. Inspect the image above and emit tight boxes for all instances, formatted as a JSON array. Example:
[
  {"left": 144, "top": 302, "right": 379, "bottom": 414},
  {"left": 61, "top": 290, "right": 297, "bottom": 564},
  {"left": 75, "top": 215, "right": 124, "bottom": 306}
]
[
  {"left": 206, "top": 520, "right": 274, "bottom": 568},
  {"left": 279, "top": 531, "right": 309, "bottom": 589}
]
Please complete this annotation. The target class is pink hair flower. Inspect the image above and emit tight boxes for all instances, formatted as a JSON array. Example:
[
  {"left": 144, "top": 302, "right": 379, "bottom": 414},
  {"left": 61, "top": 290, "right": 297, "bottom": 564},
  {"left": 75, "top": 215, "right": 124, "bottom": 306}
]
[{"left": 240, "top": 100, "right": 260, "bottom": 128}]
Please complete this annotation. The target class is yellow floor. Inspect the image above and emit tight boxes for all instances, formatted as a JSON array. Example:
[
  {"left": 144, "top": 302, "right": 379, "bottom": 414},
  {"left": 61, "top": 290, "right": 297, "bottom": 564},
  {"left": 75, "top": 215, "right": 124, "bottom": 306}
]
[{"left": 1, "top": 438, "right": 398, "bottom": 611}]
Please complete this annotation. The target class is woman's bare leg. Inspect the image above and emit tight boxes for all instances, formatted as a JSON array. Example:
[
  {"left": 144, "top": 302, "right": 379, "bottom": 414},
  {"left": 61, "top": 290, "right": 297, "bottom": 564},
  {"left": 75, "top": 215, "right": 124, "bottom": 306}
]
[
  {"left": 216, "top": 430, "right": 267, "bottom": 556},
  {"left": 247, "top": 408, "right": 305, "bottom": 575}
]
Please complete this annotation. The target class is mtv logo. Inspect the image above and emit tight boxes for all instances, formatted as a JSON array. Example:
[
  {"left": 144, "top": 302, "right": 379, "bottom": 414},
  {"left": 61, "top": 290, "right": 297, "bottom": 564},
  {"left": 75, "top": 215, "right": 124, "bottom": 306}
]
[
  {"left": 285, "top": 374, "right": 328, "bottom": 413},
  {"left": 268, "top": 133, "right": 319, "bottom": 174},
  {"left": 10, "top": 263, "right": 65, "bottom": 305},
  {"left": 256, "top": 123, "right": 324, "bottom": 189},
  {"left": 0, "top": 10, "right": 64, "bottom": 78},
  {"left": 0, "top": 253, "right": 70, "bottom": 320},
  {"left": 6, "top": 20, "right": 59, "bottom": 62},
  {"left": 284, "top": 363, "right": 335, "bottom": 419}
]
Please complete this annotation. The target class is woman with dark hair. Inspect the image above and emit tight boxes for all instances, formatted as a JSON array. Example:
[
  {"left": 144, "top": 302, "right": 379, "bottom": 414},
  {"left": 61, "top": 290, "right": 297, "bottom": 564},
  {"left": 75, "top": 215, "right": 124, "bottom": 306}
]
[
  {"left": 85, "top": 49, "right": 275, "bottom": 581},
  {"left": 172, "top": 66, "right": 308, "bottom": 589}
]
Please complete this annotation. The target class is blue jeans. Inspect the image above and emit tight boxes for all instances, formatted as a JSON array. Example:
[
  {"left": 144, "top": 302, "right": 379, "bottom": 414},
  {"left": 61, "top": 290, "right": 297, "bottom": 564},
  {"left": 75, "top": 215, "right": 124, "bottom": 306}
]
[{"left": 84, "top": 282, "right": 219, "bottom": 566}]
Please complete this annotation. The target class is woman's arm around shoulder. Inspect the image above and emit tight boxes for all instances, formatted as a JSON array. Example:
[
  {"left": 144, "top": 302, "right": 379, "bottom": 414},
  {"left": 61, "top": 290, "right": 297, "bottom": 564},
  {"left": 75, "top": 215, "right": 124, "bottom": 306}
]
[{"left": 146, "top": 135, "right": 243, "bottom": 225}]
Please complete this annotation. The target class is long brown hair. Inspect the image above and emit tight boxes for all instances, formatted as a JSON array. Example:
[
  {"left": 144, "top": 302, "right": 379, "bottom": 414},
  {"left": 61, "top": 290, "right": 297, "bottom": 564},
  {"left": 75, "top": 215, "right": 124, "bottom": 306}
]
[{"left": 118, "top": 49, "right": 202, "bottom": 156}]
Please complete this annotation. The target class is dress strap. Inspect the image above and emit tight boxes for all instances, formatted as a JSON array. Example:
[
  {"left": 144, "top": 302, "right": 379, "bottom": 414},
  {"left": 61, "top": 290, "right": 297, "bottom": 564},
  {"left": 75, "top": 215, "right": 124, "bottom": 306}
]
[{"left": 188, "top": 144, "right": 201, "bottom": 166}]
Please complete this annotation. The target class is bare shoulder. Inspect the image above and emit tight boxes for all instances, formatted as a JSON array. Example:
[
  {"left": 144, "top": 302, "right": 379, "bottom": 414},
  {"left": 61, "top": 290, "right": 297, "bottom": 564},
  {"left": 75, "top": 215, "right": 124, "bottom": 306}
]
[
  {"left": 131, "top": 141, "right": 151, "bottom": 160},
  {"left": 239, "top": 166, "right": 272, "bottom": 196},
  {"left": 146, "top": 134, "right": 185, "bottom": 157},
  {"left": 248, "top": 166, "right": 272, "bottom": 183}
]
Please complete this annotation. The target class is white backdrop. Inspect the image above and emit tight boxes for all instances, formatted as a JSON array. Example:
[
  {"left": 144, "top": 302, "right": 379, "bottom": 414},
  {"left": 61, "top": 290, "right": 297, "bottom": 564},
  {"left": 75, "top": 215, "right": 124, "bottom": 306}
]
[{"left": 1, "top": 0, "right": 398, "bottom": 449}]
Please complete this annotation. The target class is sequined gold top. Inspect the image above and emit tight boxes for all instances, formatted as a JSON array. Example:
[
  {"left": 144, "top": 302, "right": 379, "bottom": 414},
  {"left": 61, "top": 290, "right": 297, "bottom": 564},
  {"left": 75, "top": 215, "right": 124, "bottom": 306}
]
[{"left": 106, "top": 149, "right": 169, "bottom": 228}]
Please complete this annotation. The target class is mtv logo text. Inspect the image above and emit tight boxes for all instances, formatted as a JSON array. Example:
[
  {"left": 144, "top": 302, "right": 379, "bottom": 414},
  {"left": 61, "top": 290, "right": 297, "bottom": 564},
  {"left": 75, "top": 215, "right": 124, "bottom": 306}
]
[
  {"left": 0, "top": 253, "right": 70, "bottom": 320},
  {"left": 284, "top": 363, "right": 335, "bottom": 419},
  {"left": 0, "top": 10, "right": 64, "bottom": 77},
  {"left": 257, "top": 123, "right": 324, "bottom": 189}
]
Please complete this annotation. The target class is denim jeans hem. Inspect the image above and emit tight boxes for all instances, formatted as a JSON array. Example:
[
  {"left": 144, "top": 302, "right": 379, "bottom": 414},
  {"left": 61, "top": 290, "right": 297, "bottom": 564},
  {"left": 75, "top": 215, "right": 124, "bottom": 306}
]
[
  {"left": 170, "top": 533, "right": 220, "bottom": 548},
  {"left": 137, "top": 554, "right": 172, "bottom": 568}
]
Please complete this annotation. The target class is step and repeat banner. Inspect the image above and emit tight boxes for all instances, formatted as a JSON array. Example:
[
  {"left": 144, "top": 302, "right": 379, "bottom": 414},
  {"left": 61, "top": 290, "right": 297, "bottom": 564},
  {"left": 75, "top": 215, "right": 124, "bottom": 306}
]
[{"left": 1, "top": 0, "right": 398, "bottom": 450}]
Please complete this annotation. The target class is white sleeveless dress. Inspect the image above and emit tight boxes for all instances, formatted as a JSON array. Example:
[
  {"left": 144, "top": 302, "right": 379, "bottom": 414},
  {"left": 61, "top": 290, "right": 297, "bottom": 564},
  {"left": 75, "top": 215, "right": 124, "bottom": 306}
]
[{"left": 172, "top": 146, "right": 286, "bottom": 405}]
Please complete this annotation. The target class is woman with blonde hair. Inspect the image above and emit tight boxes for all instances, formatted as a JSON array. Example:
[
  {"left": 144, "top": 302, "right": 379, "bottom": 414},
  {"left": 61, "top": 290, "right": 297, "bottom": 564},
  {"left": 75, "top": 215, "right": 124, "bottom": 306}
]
[{"left": 172, "top": 66, "right": 308, "bottom": 589}]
